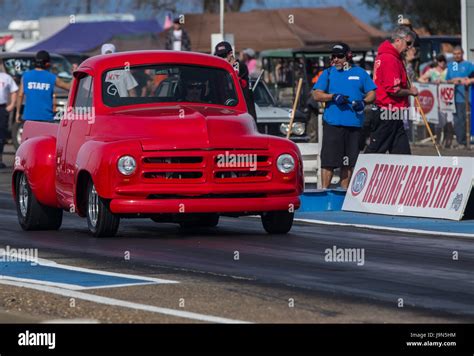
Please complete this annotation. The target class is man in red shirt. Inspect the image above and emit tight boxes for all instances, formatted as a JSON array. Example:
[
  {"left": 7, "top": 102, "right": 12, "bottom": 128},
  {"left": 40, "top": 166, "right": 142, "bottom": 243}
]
[{"left": 365, "top": 26, "right": 418, "bottom": 154}]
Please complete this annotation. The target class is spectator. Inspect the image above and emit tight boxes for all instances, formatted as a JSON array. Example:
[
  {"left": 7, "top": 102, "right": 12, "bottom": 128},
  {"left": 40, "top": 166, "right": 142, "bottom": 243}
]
[
  {"left": 365, "top": 26, "right": 418, "bottom": 155},
  {"left": 101, "top": 44, "right": 138, "bottom": 97},
  {"left": 419, "top": 54, "right": 447, "bottom": 84},
  {"left": 445, "top": 46, "right": 474, "bottom": 148},
  {"left": 165, "top": 18, "right": 191, "bottom": 52},
  {"left": 419, "top": 54, "right": 453, "bottom": 148},
  {"left": 240, "top": 48, "right": 258, "bottom": 76},
  {"left": 16, "top": 50, "right": 71, "bottom": 123},
  {"left": 214, "top": 41, "right": 257, "bottom": 121},
  {"left": 313, "top": 43, "right": 376, "bottom": 189},
  {"left": 0, "top": 64, "right": 18, "bottom": 169}
]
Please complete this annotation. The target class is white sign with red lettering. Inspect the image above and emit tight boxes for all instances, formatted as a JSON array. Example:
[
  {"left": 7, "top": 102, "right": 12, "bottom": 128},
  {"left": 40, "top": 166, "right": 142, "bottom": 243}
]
[
  {"left": 438, "top": 83, "right": 456, "bottom": 113},
  {"left": 343, "top": 154, "right": 474, "bottom": 221},
  {"left": 412, "top": 83, "right": 439, "bottom": 124}
]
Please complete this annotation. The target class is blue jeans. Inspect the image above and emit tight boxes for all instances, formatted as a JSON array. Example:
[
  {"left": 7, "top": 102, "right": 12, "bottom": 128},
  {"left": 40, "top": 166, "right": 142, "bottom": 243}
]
[{"left": 454, "top": 102, "right": 467, "bottom": 145}]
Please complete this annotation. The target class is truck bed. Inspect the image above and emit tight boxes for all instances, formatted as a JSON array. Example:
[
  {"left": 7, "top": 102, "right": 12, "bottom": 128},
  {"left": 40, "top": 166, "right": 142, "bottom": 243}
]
[{"left": 22, "top": 121, "right": 59, "bottom": 142}]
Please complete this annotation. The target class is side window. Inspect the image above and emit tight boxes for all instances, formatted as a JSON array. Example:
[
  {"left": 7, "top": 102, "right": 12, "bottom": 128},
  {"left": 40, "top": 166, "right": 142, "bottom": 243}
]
[{"left": 74, "top": 75, "right": 93, "bottom": 113}]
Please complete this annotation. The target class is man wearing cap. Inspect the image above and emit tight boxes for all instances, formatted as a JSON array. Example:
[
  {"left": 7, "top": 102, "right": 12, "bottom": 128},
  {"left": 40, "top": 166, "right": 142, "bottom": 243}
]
[
  {"left": 313, "top": 43, "right": 376, "bottom": 189},
  {"left": 214, "top": 41, "right": 257, "bottom": 121},
  {"left": 0, "top": 64, "right": 18, "bottom": 169},
  {"left": 165, "top": 18, "right": 191, "bottom": 51},
  {"left": 16, "top": 50, "right": 71, "bottom": 123}
]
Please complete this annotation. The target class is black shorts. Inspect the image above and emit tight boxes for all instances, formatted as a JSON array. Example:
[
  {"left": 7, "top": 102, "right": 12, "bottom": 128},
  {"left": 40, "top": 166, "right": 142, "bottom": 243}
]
[
  {"left": 364, "top": 108, "right": 411, "bottom": 154},
  {"left": 321, "top": 121, "right": 361, "bottom": 168}
]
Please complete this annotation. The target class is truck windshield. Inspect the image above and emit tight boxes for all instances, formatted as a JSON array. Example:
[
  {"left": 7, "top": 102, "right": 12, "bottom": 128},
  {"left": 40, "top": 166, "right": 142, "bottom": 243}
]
[{"left": 102, "top": 64, "right": 239, "bottom": 107}]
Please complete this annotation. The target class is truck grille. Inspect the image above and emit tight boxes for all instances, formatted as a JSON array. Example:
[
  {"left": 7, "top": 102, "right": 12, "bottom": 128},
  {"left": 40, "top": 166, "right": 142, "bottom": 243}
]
[{"left": 141, "top": 151, "right": 272, "bottom": 183}]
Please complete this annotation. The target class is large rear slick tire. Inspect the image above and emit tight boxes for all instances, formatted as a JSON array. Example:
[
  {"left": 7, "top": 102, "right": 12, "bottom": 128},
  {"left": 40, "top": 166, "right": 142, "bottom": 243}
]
[
  {"left": 86, "top": 179, "right": 120, "bottom": 237},
  {"left": 16, "top": 172, "right": 63, "bottom": 231}
]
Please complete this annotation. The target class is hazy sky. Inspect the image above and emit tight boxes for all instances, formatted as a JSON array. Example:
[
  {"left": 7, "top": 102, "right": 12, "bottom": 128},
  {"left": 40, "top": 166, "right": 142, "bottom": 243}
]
[{"left": 0, "top": 0, "right": 380, "bottom": 31}]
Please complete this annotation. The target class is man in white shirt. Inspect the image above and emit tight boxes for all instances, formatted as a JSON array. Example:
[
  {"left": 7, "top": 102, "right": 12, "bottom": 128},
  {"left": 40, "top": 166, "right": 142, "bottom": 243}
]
[
  {"left": 101, "top": 43, "right": 138, "bottom": 97},
  {"left": 0, "top": 65, "right": 18, "bottom": 168}
]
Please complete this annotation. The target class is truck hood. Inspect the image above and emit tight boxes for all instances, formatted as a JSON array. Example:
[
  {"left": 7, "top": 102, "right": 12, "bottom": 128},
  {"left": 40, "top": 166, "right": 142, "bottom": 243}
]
[{"left": 101, "top": 105, "right": 269, "bottom": 151}]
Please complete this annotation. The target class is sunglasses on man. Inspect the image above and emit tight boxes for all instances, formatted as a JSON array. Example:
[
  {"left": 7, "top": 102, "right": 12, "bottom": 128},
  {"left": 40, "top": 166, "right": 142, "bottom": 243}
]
[
  {"left": 331, "top": 53, "right": 346, "bottom": 59},
  {"left": 400, "top": 37, "right": 413, "bottom": 47}
]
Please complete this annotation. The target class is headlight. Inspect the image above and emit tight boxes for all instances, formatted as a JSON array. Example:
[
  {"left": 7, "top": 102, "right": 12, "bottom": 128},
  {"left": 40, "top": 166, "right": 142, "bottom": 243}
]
[
  {"left": 280, "top": 123, "right": 290, "bottom": 135},
  {"left": 117, "top": 155, "right": 136, "bottom": 176},
  {"left": 277, "top": 154, "right": 295, "bottom": 174},
  {"left": 279, "top": 122, "right": 306, "bottom": 136},
  {"left": 291, "top": 122, "right": 305, "bottom": 136}
]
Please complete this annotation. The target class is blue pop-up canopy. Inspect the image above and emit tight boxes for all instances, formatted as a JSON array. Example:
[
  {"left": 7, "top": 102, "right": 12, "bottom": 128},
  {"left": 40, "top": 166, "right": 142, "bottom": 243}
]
[{"left": 24, "top": 20, "right": 162, "bottom": 53}]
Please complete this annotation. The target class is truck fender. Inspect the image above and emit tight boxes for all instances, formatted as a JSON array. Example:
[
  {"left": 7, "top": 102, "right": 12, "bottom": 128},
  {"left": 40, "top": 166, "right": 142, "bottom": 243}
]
[
  {"left": 74, "top": 140, "right": 142, "bottom": 214},
  {"left": 12, "top": 136, "right": 59, "bottom": 208}
]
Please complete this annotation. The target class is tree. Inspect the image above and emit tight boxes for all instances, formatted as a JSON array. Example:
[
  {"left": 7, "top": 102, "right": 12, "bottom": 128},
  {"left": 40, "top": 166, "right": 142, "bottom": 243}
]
[{"left": 361, "top": 0, "right": 460, "bottom": 35}]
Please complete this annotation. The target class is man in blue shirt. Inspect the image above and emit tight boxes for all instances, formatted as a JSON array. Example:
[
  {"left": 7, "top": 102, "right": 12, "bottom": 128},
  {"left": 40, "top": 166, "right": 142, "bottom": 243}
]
[
  {"left": 313, "top": 43, "right": 376, "bottom": 189},
  {"left": 445, "top": 46, "right": 474, "bottom": 147},
  {"left": 15, "top": 50, "right": 70, "bottom": 123}
]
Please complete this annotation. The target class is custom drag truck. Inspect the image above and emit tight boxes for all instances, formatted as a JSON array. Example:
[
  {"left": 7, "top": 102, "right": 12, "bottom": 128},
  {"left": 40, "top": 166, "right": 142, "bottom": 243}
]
[{"left": 12, "top": 51, "right": 304, "bottom": 237}]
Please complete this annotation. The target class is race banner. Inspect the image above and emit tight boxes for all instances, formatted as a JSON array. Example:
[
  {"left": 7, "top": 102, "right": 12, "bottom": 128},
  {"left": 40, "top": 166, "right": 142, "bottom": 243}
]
[
  {"left": 343, "top": 154, "right": 474, "bottom": 221},
  {"left": 438, "top": 83, "right": 456, "bottom": 113},
  {"left": 412, "top": 83, "right": 439, "bottom": 124}
]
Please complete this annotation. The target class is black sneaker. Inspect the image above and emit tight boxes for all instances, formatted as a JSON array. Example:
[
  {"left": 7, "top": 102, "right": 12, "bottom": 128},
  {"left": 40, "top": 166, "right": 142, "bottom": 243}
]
[{"left": 0, "top": 162, "right": 6, "bottom": 169}]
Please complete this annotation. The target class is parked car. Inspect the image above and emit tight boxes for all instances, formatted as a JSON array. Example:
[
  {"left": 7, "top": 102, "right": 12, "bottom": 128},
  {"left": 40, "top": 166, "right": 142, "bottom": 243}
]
[
  {"left": 251, "top": 77, "right": 309, "bottom": 142},
  {"left": 13, "top": 51, "right": 304, "bottom": 237},
  {"left": 0, "top": 52, "right": 72, "bottom": 148}
]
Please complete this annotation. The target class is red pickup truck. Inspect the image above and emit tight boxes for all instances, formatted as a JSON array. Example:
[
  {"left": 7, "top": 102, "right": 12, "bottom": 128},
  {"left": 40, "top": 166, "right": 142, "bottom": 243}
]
[{"left": 12, "top": 51, "right": 303, "bottom": 237}]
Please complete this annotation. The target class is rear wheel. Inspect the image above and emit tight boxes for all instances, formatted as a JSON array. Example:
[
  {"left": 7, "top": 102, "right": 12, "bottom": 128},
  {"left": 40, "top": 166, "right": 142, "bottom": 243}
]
[
  {"left": 179, "top": 214, "right": 219, "bottom": 228},
  {"left": 86, "top": 180, "right": 120, "bottom": 237},
  {"left": 261, "top": 211, "right": 294, "bottom": 234},
  {"left": 15, "top": 172, "right": 63, "bottom": 231}
]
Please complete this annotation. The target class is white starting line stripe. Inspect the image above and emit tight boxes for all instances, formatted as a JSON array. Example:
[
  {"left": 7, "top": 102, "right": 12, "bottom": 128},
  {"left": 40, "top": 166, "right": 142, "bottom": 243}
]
[
  {"left": 0, "top": 279, "right": 251, "bottom": 324},
  {"left": 295, "top": 218, "right": 474, "bottom": 239}
]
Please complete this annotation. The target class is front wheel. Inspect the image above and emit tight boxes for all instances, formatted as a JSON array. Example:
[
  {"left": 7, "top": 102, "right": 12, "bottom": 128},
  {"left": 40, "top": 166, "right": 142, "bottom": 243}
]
[
  {"left": 86, "top": 180, "right": 120, "bottom": 237},
  {"left": 179, "top": 214, "right": 219, "bottom": 228},
  {"left": 15, "top": 172, "right": 63, "bottom": 231},
  {"left": 261, "top": 211, "right": 294, "bottom": 234}
]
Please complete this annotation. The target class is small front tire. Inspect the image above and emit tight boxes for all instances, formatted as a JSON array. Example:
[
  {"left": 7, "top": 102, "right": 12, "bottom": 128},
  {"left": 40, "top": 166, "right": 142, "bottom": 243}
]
[
  {"left": 179, "top": 214, "right": 219, "bottom": 228},
  {"left": 261, "top": 211, "right": 294, "bottom": 234},
  {"left": 86, "top": 180, "right": 120, "bottom": 237}
]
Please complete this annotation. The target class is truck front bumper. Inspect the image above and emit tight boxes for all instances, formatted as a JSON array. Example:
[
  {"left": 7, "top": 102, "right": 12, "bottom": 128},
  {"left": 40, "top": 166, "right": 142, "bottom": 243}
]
[{"left": 109, "top": 196, "right": 300, "bottom": 214}]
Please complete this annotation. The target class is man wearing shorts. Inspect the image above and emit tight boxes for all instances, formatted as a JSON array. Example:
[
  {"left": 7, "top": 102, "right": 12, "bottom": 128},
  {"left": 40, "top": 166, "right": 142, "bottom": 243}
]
[{"left": 313, "top": 43, "right": 376, "bottom": 189}]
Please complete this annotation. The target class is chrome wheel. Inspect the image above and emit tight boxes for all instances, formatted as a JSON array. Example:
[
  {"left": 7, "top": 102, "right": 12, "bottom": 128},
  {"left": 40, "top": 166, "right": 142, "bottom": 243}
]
[
  {"left": 18, "top": 174, "right": 28, "bottom": 217},
  {"left": 88, "top": 183, "right": 99, "bottom": 227},
  {"left": 17, "top": 126, "right": 23, "bottom": 146}
]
